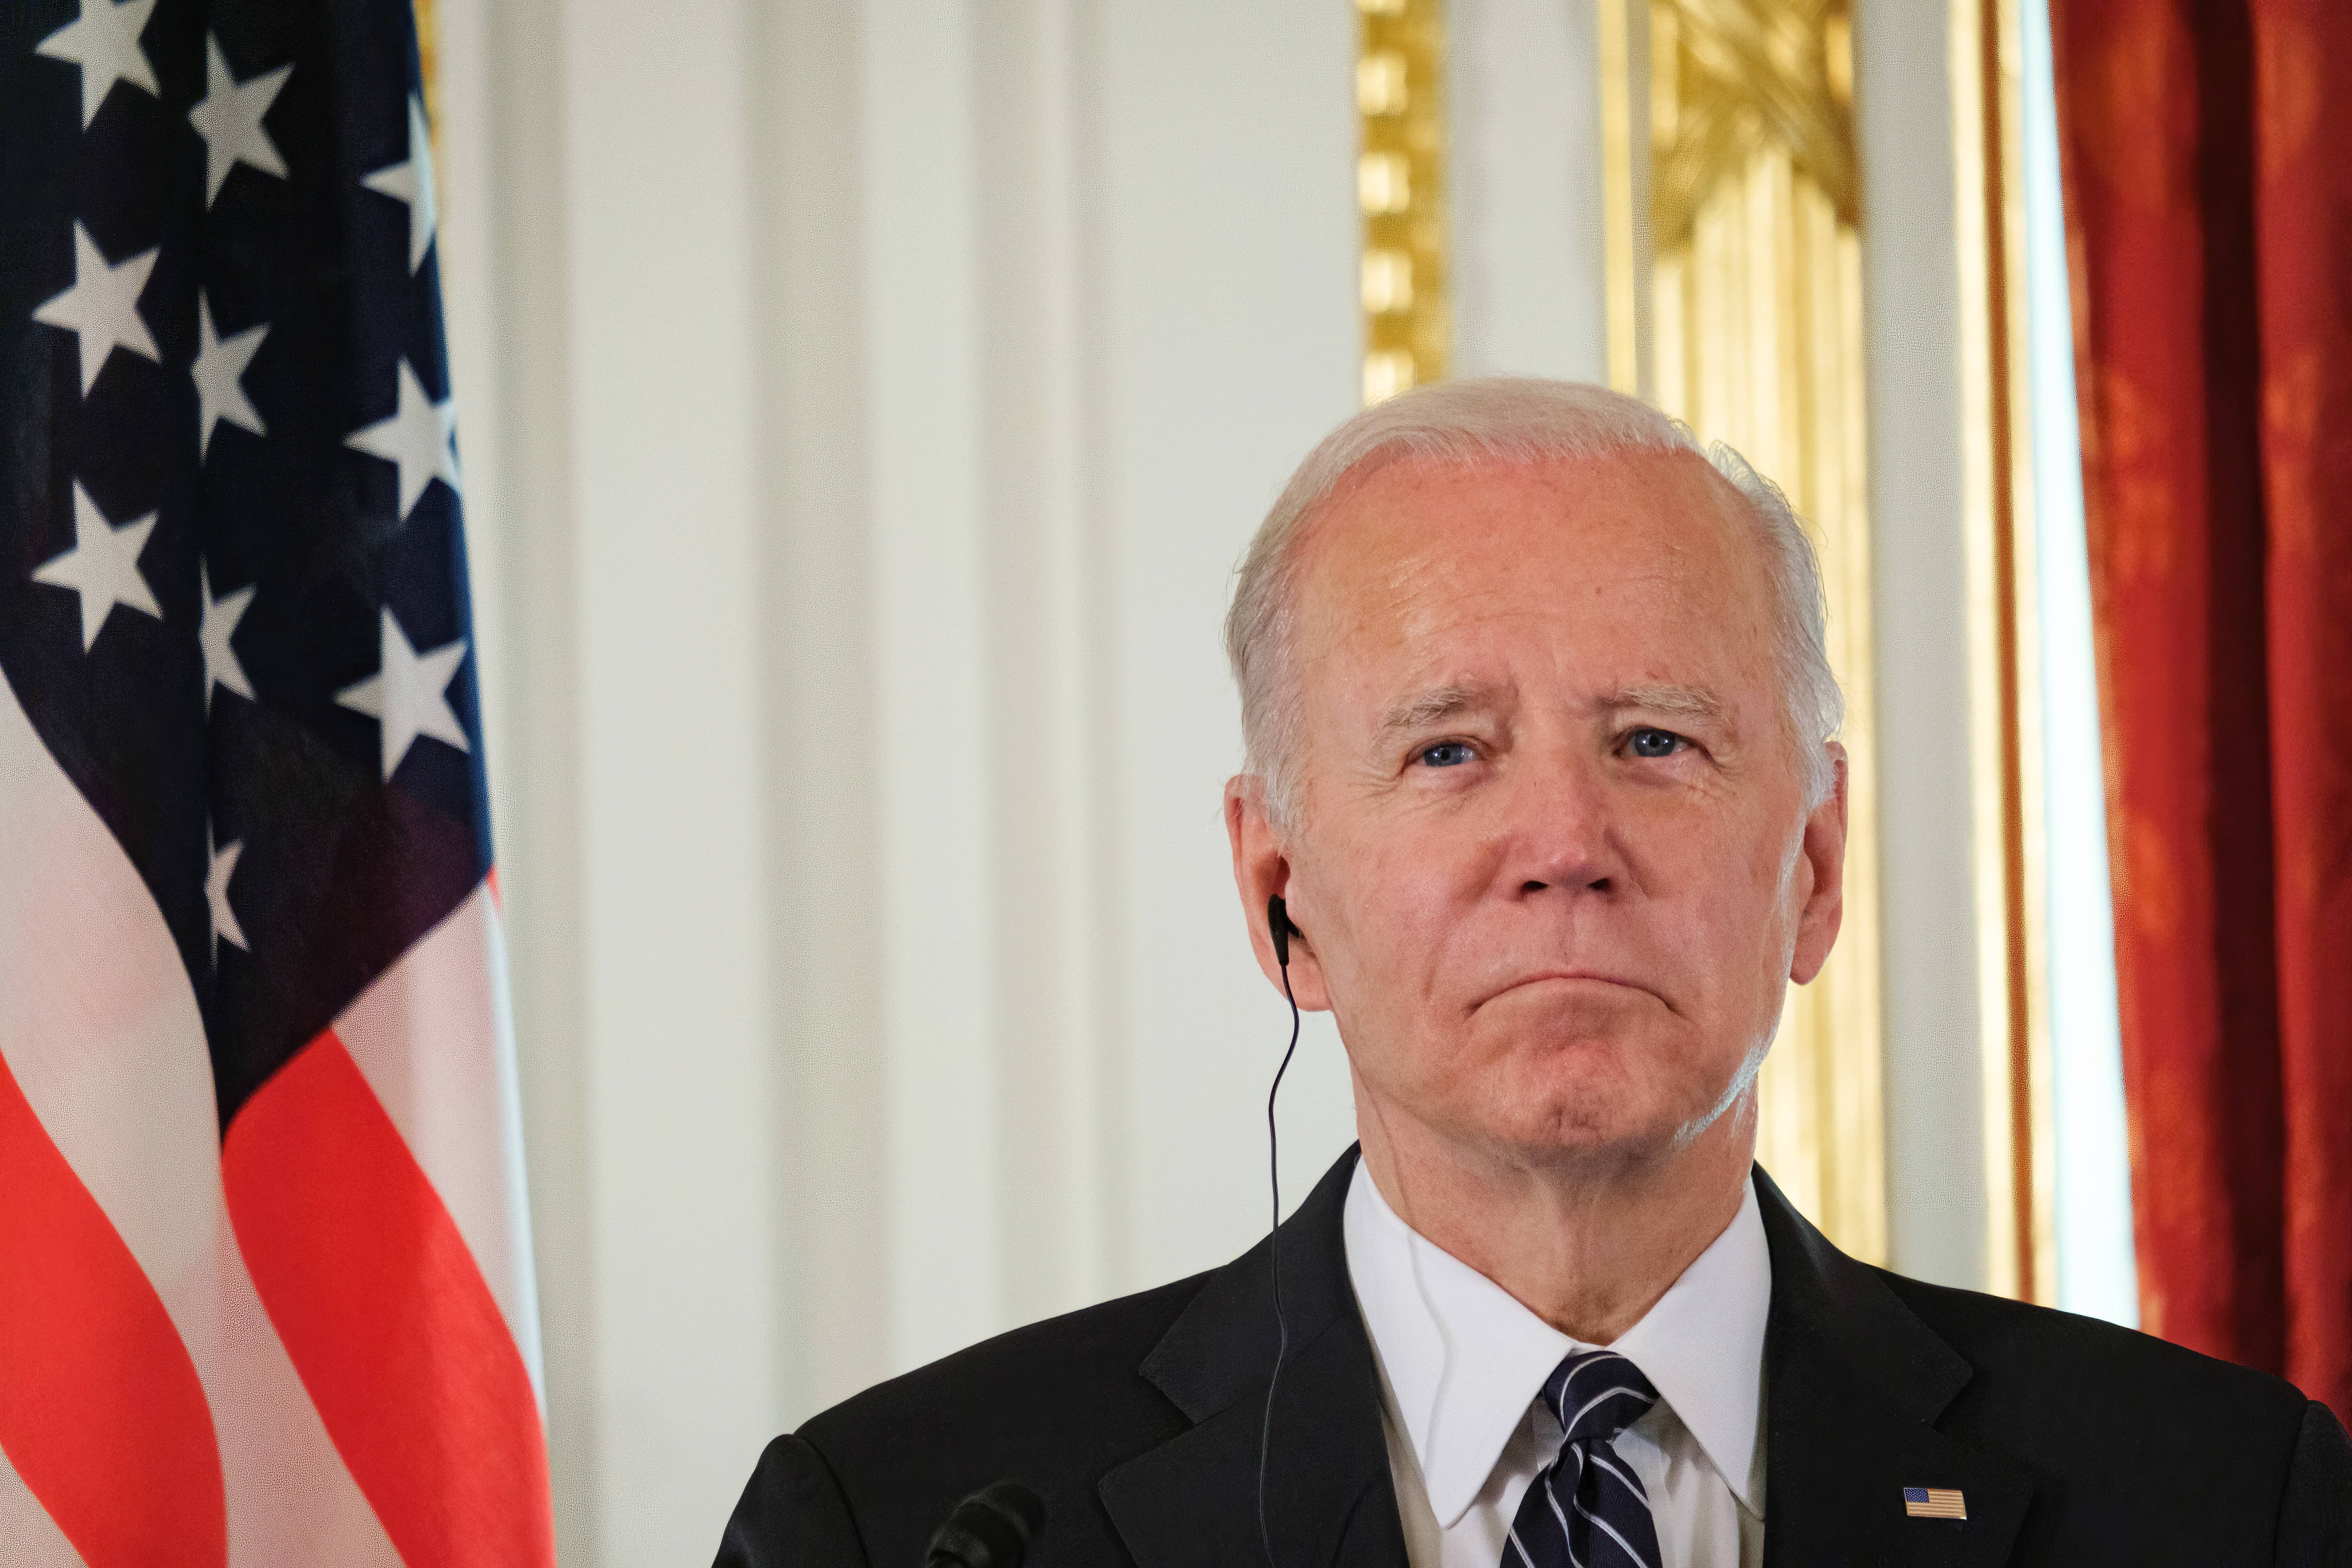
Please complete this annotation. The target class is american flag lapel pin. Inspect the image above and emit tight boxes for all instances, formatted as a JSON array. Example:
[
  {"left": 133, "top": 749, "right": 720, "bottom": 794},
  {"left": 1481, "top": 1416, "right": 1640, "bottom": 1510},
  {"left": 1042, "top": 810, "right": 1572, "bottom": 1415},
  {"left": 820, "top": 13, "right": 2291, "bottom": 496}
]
[{"left": 1904, "top": 1486, "right": 1968, "bottom": 1520}]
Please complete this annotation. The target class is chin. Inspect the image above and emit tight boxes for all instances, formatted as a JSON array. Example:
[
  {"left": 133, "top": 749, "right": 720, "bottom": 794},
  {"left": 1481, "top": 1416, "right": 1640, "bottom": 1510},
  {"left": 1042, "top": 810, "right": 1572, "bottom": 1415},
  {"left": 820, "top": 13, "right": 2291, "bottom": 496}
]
[
  {"left": 1378, "top": 990, "right": 1742, "bottom": 1164},
  {"left": 1471, "top": 1048, "right": 1684, "bottom": 1164}
]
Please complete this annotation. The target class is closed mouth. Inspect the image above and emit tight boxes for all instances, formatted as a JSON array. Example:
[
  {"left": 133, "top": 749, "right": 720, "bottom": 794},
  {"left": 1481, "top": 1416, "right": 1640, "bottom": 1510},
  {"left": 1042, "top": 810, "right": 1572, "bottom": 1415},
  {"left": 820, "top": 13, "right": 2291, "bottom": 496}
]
[{"left": 1477, "top": 971, "right": 1655, "bottom": 1009}]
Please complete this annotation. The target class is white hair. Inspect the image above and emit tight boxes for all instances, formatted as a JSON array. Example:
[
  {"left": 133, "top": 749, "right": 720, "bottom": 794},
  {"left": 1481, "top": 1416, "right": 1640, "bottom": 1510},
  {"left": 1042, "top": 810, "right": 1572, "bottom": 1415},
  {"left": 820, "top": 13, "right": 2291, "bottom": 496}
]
[{"left": 1224, "top": 377, "right": 1843, "bottom": 829}]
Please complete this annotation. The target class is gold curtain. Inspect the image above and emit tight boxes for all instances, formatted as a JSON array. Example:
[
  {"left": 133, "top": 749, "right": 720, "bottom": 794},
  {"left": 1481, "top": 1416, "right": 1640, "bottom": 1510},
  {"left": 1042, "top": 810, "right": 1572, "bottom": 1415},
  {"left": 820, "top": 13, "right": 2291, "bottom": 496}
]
[{"left": 1605, "top": 0, "right": 1887, "bottom": 1262}]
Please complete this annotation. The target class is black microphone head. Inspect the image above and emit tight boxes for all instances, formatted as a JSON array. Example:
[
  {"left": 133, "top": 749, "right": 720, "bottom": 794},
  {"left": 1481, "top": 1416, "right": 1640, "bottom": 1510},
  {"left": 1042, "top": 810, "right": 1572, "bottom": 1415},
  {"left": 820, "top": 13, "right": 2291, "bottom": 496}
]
[
  {"left": 1267, "top": 894, "right": 1291, "bottom": 967},
  {"left": 923, "top": 1481, "right": 1045, "bottom": 1568}
]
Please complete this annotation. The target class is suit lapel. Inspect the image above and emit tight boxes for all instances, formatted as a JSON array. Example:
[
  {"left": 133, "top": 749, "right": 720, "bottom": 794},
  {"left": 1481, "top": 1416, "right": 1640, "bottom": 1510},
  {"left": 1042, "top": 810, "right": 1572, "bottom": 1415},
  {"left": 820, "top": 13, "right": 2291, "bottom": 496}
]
[
  {"left": 1755, "top": 1169, "right": 2034, "bottom": 1567},
  {"left": 1099, "top": 1154, "right": 2038, "bottom": 1568},
  {"left": 1100, "top": 1148, "right": 1409, "bottom": 1568}
]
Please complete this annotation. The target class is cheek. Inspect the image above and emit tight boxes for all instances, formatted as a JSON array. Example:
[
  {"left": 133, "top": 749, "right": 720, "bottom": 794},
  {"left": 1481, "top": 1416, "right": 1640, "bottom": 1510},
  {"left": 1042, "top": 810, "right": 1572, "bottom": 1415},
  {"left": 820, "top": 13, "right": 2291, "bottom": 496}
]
[
  {"left": 1710, "top": 831, "right": 1798, "bottom": 938},
  {"left": 1635, "top": 811, "right": 1803, "bottom": 992},
  {"left": 1311, "top": 825, "right": 1494, "bottom": 1012}
]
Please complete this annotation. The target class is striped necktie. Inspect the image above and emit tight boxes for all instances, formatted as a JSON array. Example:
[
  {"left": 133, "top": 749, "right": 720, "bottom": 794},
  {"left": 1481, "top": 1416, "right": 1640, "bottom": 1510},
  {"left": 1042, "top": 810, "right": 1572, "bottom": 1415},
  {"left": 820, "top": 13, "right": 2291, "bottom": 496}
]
[{"left": 1500, "top": 1348, "right": 1664, "bottom": 1568}]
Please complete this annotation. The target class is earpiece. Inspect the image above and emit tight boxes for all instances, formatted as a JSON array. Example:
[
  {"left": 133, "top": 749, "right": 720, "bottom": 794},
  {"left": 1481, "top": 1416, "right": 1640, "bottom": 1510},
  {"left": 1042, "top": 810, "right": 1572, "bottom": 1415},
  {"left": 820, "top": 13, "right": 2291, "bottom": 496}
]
[{"left": 1257, "top": 890, "right": 1303, "bottom": 1568}]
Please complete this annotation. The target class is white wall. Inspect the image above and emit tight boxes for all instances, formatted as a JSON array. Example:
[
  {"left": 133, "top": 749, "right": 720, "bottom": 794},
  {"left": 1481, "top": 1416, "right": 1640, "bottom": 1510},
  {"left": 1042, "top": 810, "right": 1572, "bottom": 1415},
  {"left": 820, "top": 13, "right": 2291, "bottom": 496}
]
[
  {"left": 1451, "top": 0, "right": 1609, "bottom": 381},
  {"left": 430, "top": 2, "right": 1988, "bottom": 1560},
  {"left": 1854, "top": 0, "right": 1989, "bottom": 1293},
  {"left": 438, "top": 1, "right": 1364, "bottom": 1560}
]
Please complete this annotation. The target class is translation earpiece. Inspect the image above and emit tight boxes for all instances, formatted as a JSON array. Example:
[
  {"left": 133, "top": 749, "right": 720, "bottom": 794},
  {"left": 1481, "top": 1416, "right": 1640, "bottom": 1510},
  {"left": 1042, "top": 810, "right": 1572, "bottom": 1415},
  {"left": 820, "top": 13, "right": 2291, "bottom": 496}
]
[
  {"left": 1256, "top": 889, "right": 1303, "bottom": 1568},
  {"left": 1267, "top": 895, "right": 1293, "bottom": 968}
]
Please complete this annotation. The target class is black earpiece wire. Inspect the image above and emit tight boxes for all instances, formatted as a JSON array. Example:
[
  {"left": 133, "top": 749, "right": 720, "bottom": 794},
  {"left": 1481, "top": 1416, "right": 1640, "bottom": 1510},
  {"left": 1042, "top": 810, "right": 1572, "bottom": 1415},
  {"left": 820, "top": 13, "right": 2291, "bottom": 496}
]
[{"left": 1257, "top": 896, "right": 1302, "bottom": 1568}]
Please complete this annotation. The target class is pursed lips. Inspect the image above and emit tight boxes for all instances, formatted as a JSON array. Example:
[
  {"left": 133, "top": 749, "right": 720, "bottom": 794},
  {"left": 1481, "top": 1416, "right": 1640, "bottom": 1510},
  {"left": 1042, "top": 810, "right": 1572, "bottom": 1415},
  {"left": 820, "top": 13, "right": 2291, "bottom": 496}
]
[{"left": 1475, "top": 970, "right": 1658, "bottom": 1009}]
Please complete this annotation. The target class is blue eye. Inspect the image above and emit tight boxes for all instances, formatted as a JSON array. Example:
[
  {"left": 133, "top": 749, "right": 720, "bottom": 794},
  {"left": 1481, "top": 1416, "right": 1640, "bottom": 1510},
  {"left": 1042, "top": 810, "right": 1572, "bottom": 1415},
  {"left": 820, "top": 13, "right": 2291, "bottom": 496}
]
[
  {"left": 1418, "top": 741, "right": 1476, "bottom": 768},
  {"left": 1628, "top": 728, "right": 1684, "bottom": 759}
]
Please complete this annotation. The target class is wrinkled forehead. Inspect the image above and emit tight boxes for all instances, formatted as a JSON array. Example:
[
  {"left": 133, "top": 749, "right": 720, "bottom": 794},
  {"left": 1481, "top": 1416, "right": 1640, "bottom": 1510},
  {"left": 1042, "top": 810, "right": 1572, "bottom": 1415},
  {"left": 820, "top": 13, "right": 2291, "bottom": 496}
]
[{"left": 1287, "top": 447, "right": 1777, "bottom": 677}]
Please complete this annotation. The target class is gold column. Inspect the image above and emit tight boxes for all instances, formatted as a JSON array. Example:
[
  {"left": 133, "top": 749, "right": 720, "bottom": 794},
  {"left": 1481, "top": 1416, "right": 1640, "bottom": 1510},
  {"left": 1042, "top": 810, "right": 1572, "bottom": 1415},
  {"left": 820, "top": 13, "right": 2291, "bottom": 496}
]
[
  {"left": 413, "top": 0, "right": 438, "bottom": 124},
  {"left": 1602, "top": 0, "right": 1887, "bottom": 1263},
  {"left": 411, "top": 0, "right": 447, "bottom": 207},
  {"left": 1358, "top": 0, "right": 1449, "bottom": 406},
  {"left": 1951, "top": 0, "right": 2054, "bottom": 1304}
]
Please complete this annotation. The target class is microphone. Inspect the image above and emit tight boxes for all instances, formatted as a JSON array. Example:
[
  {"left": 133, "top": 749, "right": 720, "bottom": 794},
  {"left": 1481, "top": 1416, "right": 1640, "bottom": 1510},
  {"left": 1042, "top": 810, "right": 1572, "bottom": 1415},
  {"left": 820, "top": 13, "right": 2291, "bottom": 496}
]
[{"left": 922, "top": 1481, "right": 1044, "bottom": 1568}]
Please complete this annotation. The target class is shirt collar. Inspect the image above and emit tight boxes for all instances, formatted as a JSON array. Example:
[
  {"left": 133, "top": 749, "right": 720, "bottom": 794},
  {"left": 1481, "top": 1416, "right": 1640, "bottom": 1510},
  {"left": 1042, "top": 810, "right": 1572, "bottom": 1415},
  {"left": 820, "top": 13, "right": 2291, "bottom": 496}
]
[{"left": 1342, "top": 1160, "right": 1770, "bottom": 1528}]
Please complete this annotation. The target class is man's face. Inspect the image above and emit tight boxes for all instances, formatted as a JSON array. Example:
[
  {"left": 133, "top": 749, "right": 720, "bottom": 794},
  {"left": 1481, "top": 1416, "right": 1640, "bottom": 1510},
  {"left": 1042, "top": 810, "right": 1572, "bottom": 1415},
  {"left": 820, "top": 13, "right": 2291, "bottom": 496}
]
[{"left": 1235, "top": 450, "right": 1845, "bottom": 1175}]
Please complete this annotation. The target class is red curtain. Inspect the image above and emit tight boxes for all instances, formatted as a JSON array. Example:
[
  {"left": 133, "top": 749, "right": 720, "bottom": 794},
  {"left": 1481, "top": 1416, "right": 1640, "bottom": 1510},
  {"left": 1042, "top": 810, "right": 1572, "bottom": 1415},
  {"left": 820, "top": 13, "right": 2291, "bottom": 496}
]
[{"left": 2051, "top": 0, "right": 2352, "bottom": 1421}]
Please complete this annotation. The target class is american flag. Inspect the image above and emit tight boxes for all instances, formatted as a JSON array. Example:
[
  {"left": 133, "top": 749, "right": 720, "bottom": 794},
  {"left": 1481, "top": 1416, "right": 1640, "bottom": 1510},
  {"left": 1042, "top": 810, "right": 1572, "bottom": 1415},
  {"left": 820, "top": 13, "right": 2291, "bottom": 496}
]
[
  {"left": 0, "top": 2, "right": 553, "bottom": 1566},
  {"left": 1903, "top": 1486, "right": 1968, "bottom": 1521}
]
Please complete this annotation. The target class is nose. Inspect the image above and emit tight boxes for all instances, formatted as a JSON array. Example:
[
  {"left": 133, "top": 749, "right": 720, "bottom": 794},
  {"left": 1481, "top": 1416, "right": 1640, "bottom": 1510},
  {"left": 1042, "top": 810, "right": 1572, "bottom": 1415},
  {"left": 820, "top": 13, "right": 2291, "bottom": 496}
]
[{"left": 1495, "top": 747, "right": 1628, "bottom": 900}]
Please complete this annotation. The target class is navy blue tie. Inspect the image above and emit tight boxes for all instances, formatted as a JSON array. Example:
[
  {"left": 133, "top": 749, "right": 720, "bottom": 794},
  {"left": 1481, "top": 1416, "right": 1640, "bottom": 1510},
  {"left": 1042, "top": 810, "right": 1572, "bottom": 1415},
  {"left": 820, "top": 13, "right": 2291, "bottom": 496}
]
[{"left": 1500, "top": 1349, "right": 1664, "bottom": 1568}]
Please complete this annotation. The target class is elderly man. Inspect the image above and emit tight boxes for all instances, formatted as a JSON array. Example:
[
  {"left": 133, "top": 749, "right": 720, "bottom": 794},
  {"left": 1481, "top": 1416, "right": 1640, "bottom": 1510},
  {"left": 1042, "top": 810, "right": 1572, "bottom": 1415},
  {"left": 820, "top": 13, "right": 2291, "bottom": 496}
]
[{"left": 716, "top": 379, "right": 2350, "bottom": 1568}]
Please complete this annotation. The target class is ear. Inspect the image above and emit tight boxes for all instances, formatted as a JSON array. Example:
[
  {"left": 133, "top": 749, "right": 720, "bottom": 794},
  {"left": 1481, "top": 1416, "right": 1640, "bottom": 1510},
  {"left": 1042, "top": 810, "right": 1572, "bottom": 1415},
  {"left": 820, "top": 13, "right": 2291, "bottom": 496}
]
[
  {"left": 1788, "top": 743, "right": 1848, "bottom": 985},
  {"left": 1224, "top": 775, "right": 1334, "bottom": 1011}
]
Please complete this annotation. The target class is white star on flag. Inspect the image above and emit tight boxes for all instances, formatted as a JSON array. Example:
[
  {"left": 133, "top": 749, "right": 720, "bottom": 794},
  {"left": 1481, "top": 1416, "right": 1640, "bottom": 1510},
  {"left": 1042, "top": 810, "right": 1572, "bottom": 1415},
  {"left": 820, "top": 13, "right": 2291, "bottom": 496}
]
[
  {"left": 360, "top": 93, "right": 438, "bottom": 273},
  {"left": 34, "top": 0, "right": 159, "bottom": 130},
  {"left": 336, "top": 607, "right": 470, "bottom": 781},
  {"left": 32, "top": 482, "right": 162, "bottom": 651},
  {"left": 207, "top": 825, "right": 248, "bottom": 959},
  {"left": 188, "top": 33, "right": 291, "bottom": 206},
  {"left": 34, "top": 222, "right": 160, "bottom": 396},
  {"left": 194, "top": 293, "right": 268, "bottom": 459},
  {"left": 199, "top": 559, "right": 257, "bottom": 712},
  {"left": 345, "top": 357, "right": 459, "bottom": 520}
]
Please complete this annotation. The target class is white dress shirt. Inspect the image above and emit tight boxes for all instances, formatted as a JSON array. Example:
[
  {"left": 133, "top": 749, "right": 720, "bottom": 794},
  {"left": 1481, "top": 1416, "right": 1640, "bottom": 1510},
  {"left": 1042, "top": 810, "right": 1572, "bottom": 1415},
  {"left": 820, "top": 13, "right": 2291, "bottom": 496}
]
[{"left": 1342, "top": 1161, "right": 1771, "bottom": 1568}]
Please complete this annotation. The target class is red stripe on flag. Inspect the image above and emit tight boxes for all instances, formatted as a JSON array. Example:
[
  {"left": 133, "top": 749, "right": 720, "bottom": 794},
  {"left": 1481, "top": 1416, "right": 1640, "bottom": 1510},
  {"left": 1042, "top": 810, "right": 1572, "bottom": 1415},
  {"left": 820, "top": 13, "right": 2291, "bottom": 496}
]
[
  {"left": 224, "top": 1031, "right": 554, "bottom": 1568},
  {"left": 0, "top": 1050, "right": 225, "bottom": 1568}
]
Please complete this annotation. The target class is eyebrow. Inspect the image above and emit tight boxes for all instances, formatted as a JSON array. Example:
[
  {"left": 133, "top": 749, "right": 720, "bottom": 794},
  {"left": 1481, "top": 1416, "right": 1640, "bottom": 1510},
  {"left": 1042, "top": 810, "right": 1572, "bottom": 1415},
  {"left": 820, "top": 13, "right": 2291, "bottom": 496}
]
[
  {"left": 1602, "top": 683, "right": 1727, "bottom": 722},
  {"left": 1374, "top": 682, "right": 1503, "bottom": 743},
  {"left": 1371, "top": 679, "right": 1731, "bottom": 746}
]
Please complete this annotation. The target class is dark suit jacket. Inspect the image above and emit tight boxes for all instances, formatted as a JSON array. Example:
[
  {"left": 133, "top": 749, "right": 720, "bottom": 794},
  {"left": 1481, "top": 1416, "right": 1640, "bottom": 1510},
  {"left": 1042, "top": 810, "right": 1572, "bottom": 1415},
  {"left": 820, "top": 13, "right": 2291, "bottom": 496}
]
[{"left": 716, "top": 1148, "right": 2351, "bottom": 1567}]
